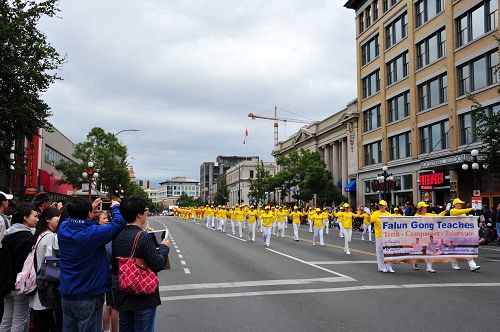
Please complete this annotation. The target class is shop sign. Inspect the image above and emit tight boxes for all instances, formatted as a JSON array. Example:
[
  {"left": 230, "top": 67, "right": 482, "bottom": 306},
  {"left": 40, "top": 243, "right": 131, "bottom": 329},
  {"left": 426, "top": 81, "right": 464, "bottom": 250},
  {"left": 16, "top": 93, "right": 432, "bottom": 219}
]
[
  {"left": 370, "top": 180, "right": 396, "bottom": 192},
  {"left": 419, "top": 172, "right": 444, "bottom": 188},
  {"left": 471, "top": 197, "right": 482, "bottom": 210},
  {"left": 420, "top": 154, "right": 473, "bottom": 169}
]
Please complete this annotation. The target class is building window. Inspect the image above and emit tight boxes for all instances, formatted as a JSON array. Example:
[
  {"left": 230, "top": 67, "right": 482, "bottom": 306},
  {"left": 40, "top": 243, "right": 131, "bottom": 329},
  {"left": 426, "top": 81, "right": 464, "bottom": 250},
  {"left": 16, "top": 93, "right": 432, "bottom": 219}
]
[
  {"left": 387, "top": 90, "right": 410, "bottom": 123},
  {"left": 362, "top": 69, "right": 380, "bottom": 98},
  {"left": 457, "top": 49, "right": 499, "bottom": 96},
  {"left": 250, "top": 170, "right": 254, "bottom": 178},
  {"left": 415, "top": 0, "right": 444, "bottom": 28},
  {"left": 459, "top": 103, "right": 500, "bottom": 145},
  {"left": 359, "top": 12, "right": 364, "bottom": 33},
  {"left": 386, "top": 12, "right": 407, "bottom": 48},
  {"left": 417, "top": 73, "right": 448, "bottom": 112},
  {"left": 361, "top": 34, "right": 379, "bottom": 65},
  {"left": 416, "top": 28, "right": 446, "bottom": 69},
  {"left": 365, "top": 6, "right": 371, "bottom": 27},
  {"left": 364, "top": 141, "right": 382, "bottom": 166},
  {"left": 386, "top": 51, "right": 409, "bottom": 85},
  {"left": 389, "top": 132, "right": 411, "bottom": 160},
  {"left": 44, "top": 145, "right": 73, "bottom": 166},
  {"left": 420, "top": 120, "right": 449, "bottom": 153},
  {"left": 363, "top": 105, "right": 381, "bottom": 132},
  {"left": 456, "top": 1, "right": 498, "bottom": 48},
  {"left": 373, "top": 1, "right": 379, "bottom": 21},
  {"left": 383, "top": 0, "right": 388, "bottom": 12}
]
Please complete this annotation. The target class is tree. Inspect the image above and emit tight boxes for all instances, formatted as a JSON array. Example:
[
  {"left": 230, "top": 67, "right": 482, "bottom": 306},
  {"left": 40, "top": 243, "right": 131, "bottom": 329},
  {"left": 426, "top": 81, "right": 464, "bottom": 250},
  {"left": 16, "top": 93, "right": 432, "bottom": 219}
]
[
  {"left": 56, "top": 127, "right": 130, "bottom": 194},
  {"left": 0, "top": 0, "right": 64, "bottom": 185},
  {"left": 249, "top": 161, "right": 271, "bottom": 205},
  {"left": 268, "top": 149, "right": 344, "bottom": 205},
  {"left": 213, "top": 177, "right": 228, "bottom": 206},
  {"left": 176, "top": 192, "right": 194, "bottom": 207}
]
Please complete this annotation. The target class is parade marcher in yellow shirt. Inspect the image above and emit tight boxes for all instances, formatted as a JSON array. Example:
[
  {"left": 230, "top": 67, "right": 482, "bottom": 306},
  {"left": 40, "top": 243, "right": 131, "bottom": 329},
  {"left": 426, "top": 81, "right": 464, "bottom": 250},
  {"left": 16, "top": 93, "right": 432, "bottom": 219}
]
[
  {"left": 261, "top": 206, "right": 274, "bottom": 247},
  {"left": 272, "top": 207, "right": 279, "bottom": 235},
  {"left": 290, "top": 206, "right": 304, "bottom": 241},
  {"left": 205, "top": 205, "right": 212, "bottom": 228},
  {"left": 256, "top": 206, "right": 263, "bottom": 233},
  {"left": 229, "top": 206, "right": 237, "bottom": 235},
  {"left": 449, "top": 198, "right": 480, "bottom": 271},
  {"left": 276, "top": 207, "right": 288, "bottom": 238},
  {"left": 321, "top": 208, "right": 330, "bottom": 235},
  {"left": 392, "top": 207, "right": 402, "bottom": 216},
  {"left": 311, "top": 208, "right": 325, "bottom": 246},
  {"left": 332, "top": 205, "right": 345, "bottom": 238},
  {"left": 307, "top": 207, "right": 315, "bottom": 233},
  {"left": 236, "top": 205, "right": 246, "bottom": 238},
  {"left": 246, "top": 206, "right": 257, "bottom": 242},
  {"left": 413, "top": 201, "right": 444, "bottom": 273},
  {"left": 360, "top": 207, "right": 372, "bottom": 241},
  {"left": 370, "top": 200, "right": 395, "bottom": 273},
  {"left": 338, "top": 203, "right": 361, "bottom": 254}
]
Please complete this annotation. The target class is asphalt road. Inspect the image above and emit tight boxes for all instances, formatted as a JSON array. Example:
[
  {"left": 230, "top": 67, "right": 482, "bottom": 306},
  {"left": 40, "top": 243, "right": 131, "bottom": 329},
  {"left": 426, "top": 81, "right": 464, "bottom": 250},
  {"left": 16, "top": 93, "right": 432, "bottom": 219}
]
[{"left": 147, "top": 216, "right": 500, "bottom": 332}]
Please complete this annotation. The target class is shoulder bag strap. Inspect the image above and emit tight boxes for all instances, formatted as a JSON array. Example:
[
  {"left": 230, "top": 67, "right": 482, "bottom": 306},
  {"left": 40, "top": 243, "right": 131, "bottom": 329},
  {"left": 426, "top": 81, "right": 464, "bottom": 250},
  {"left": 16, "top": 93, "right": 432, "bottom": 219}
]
[
  {"left": 33, "top": 232, "right": 50, "bottom": 272},
  {"left": 129, "top": 231, "right": 143, "bottom": 258}
]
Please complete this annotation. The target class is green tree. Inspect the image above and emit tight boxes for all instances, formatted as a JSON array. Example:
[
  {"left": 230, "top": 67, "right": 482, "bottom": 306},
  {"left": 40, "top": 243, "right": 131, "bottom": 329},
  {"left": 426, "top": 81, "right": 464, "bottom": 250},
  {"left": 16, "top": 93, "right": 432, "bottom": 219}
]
[
  {"left": 249, "top": 161, "right": 271, "bottom": 205},
  {"left": 176, "top": 192, "right": 194, "bottom": 207},
  {"left": 56, "top": 127, "right": 130, "bottom": 194},
  {"left": 0, "top": 0, "right": 64, "bottom": 185},
  {"left": 213, "top": 177, "right": 228, "bottom": 206}
]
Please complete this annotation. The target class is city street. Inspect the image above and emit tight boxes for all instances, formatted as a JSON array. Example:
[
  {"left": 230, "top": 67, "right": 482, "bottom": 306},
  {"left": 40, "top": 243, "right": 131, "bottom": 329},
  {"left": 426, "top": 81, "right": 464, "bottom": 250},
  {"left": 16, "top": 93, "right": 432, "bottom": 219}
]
[{"left": 148, "top": 216, "right": 500, "bottom": 332}]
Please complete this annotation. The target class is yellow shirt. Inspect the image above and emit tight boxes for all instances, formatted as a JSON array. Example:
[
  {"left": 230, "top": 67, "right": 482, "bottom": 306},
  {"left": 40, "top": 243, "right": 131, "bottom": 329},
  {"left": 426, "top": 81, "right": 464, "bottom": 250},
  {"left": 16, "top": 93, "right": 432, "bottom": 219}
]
[
  {"left": 321, "top": 212, "right": 329, "bottom": 221},
  {"left": 277, "top": 210, "right": 288, "bottom": 223},
  {"left": 362, "top": 214, "right": 371, "bottom": 225},
  {"left": 338, "top": 211, "right": 361, "bottom": 229},
  {"left": 247, "top": 210, "right": 257, "bottom": 223},
  {"left": 307, "top": 211, "right": 315, "bottom": 220},
  {"left": 391, "top": 213, "right": 402, "bottom": 217},
  {"left": 236, "top": 209, "right": 245, "bottom": 222},
  {"left": 261, "top": 212, "right": 275, "bottom": 227},
  {"left": 450, "top": 208, "right": 473, "bottom": 216},
  {"left": 311, "top": 213, "right": 324, "bottom": 228},
  {"left": 290, "top": 211, "right": 303, "bottom": 224},
  {"left": 370, "top": 210, "right": 391, "bottom": 238}
]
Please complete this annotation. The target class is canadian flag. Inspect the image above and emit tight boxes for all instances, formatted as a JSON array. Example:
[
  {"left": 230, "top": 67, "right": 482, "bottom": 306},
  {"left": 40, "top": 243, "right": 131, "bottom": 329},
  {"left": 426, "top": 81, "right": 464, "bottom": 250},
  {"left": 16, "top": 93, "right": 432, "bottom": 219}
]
[{"left": 243, "top": 127, "right": 248, "bottom": 144}]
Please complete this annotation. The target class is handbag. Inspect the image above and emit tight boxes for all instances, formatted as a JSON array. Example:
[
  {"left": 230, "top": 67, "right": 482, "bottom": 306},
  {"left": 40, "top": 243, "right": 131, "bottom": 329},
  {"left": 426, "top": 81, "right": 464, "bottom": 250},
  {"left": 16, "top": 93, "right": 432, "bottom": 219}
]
[{"left": 117, "top": 231, "right": 159, "bottom": 295}]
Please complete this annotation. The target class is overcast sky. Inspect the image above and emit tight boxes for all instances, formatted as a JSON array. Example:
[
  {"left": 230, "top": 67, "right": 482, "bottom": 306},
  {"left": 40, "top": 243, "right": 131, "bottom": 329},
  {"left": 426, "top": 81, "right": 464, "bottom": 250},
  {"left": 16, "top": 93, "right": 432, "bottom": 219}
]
[{"left": 39, "top": 0, "right": 356, "bottom": 186}]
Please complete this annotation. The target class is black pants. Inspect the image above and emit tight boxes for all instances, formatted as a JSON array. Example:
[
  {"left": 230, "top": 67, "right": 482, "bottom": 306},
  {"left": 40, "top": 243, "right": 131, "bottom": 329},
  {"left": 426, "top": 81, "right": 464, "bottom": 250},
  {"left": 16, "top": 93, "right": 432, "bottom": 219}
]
[{"left": 32, "top": 308, "right": 62, "bottom": 332}]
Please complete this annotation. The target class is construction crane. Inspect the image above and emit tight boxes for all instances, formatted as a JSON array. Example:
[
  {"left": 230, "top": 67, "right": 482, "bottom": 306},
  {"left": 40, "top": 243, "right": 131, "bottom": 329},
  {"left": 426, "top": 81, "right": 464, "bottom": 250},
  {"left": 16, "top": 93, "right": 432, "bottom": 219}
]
[{"left": 248, "top": 106, "right": 317, "bottom": 147}]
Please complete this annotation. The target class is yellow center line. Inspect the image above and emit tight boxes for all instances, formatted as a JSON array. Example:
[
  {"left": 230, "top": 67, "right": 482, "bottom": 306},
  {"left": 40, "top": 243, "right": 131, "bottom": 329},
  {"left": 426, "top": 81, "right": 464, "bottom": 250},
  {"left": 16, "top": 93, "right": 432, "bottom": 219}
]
[{"left": 283, "top": 234, "right": 376, "bottom": 256}]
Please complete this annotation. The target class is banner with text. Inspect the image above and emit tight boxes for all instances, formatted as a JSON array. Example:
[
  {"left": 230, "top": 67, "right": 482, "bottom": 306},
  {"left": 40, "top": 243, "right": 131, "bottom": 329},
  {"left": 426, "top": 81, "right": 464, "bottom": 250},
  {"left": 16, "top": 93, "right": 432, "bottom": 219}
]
[{"left": 380, "top": 216, "right": 479, "bottom": 264}]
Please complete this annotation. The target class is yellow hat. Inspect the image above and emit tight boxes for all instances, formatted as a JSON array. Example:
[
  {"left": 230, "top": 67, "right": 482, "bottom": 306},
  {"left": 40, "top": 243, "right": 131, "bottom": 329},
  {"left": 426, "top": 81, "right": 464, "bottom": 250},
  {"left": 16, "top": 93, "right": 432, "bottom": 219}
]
[
  {"left": 250, "top": 205, "right": 254, "bottom": 208},
  {"left": 453, "top": 198, "right": 465, "bottom": 206},
  {"left": 315, "top": 208, "right": 321, "bottom": 212},
  {"left": 343, "top": 203, "right": 350, "bottom": 208},
  {"left": 294, "top": 206, "right": 298, "bottom": 210},
  {"left": 417, "top": 201, "right": 429, "bottom": 209},
  {"left": 394, "top": 207, "right": 399, "bottom": 211},
  {"left": 265, "top": 206, "right": 270, "bottom": 210},
  {"left": 378, "top": 200, "right": 388, "bottom": 206}
]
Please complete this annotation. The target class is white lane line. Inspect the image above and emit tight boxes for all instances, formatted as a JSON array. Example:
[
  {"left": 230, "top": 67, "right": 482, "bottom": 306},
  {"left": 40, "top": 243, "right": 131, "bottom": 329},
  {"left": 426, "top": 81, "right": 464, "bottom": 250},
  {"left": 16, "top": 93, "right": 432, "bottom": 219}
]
[
  {"left": 180, "top": 260, "right": 187, "bottom": 266},
  {"left": 309, "top": 261, "right": 376, "bottom": 265},
  {"left": 161, "top": 282, "right": 500, "bottom": 302},
  {"left": 176, "top": 250, "right": 180, "bottom": 253},
  {"left": 174, "top": 246, "right": 179, "bottom": 249},
  {"left": 183, "top": 268, "right": 191, "bottom": 274},
  {"left": 178, "top": 255, "right": 183, "bottom": 259},
  {"left": 226, "top": 234, "right": 247, "bottom": 242},
  {"left": 159, "top": 277, "right": 352, "bottom": 292},
  {"left": 265, "top": 248, "right": 356, "bottom": 280}
]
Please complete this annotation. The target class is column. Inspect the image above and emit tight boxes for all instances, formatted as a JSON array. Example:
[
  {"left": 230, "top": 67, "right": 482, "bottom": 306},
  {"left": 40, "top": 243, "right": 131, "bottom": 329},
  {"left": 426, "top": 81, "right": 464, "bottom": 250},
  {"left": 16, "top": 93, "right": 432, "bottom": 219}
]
[
  {"left": 341, "top": 138, "right": 348, "bottom": 194},
  {"left": 332, "top": 142, "right": 339, "bottom": 183},
  {"left": 324, "top": 145, "right": 331, "bottom": 173}
]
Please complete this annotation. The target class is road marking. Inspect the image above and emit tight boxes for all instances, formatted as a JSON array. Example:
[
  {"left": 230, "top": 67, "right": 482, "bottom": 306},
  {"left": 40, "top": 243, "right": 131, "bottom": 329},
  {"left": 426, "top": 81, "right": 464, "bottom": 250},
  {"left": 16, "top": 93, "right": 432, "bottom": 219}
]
[
  {"left": 227, "top": 234, "right": 246, "bottom": 242},
  {"left": 282, "top": 234, "right": 376, "bottom": 256},
  {"left": 176, "top": 250, "right": 180, "bottom": 253},
  {"left": 265, "top": 248, "right": 356, "bottom": 280},
  {"left": 174, "top": 245, "right": 179, "bottom": 249},
  {"left": 183, "top": 268, "right": 191, "bottom": 274},
  {"left": 178, "top": 255, "right": 183, "bottom": 259},
  {"left": 308, "top": 261, "right": 376, "bottom": 265},
  {"left": 481, "top": 247, "right": 500, "bottom": 252},
  {"left": 180, "top": 260, "right": 187, "bottom": 266},
  {"left": 159, "top": 276, "right": 353, "bottom": 292},
  {"left": 160, "top": 282, "right": 500, "bottom": 302}
]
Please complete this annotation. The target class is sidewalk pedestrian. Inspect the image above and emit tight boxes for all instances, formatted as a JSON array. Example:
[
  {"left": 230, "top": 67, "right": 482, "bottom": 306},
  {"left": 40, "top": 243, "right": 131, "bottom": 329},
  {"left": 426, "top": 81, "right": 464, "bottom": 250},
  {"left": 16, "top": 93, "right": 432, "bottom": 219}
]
[{"left": 57, "top": 197, "right": 126, "bottom": 332}]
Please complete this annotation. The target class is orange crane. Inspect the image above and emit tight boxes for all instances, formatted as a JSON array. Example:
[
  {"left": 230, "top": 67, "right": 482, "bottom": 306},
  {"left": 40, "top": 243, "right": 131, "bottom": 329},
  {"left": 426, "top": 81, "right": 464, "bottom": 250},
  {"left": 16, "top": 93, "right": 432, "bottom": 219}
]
[{"left": 248, "top": 106, "right": 317, "bottom": 147}]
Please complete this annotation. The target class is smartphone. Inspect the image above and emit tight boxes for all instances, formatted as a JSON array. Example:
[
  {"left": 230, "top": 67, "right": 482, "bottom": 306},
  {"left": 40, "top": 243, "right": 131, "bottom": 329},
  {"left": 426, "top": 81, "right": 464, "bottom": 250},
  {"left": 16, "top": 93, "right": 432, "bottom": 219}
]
[{"left": 101, "top": 202, "right": 112, "bottom": 211}]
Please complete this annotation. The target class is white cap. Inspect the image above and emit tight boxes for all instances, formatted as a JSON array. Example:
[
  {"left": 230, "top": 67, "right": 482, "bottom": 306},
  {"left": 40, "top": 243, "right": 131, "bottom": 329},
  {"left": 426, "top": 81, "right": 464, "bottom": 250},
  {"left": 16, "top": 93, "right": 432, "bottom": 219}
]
[{"left": 0, "top": 191, "right": 13, "bottom": 200}]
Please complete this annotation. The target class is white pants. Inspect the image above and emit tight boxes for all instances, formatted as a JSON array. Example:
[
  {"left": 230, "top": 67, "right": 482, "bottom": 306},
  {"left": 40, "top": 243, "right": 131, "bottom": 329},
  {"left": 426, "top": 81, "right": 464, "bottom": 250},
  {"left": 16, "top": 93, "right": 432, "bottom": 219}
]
[
  {"left": 219, "top": 218, "right": 226, "bottom": 232},
  {"left": 263, "top": 226, "right": 272, "bottom": 246},
  {"left": 238, "top": 221, "right": 244, "bottom": 237},
  {"left": 272, "top": 221, "right": 277, "bottom": 235},
  {"left": 293, "top": 223, "right": 300, "bottom": 240},
  {"left": 277, "top": 222, "right": 285, "bottom": 237},
  {"left": 205, "top": 216, "right": 211, "bottom": 228},
  {"left": 323, "top": 220, "right": 329, "bottom": 234},
  {"left": 338, "top": 222, "right": 344, "bottom": 237},
  {"left": 257, "top": 219, "right": 263, "bottom": 232},
  {"left": 362, "top": 224, "right": 372, "bottom": 241},
  {"left": 308, "top": 219, "right": 313, "bottom": 232},
  {"left": 313, "top": 228, "right": 324, "bottom": 246},
  {"left": 342, "top": 228, "right": 352, "bottom": 252},
  {"left": 248, "top": 222, "right": 256, "bottom": 241},
  {"left": 230, "top": 219, "right": 236, "bottom": 234},
  {"left": 285, "top": 217, "right": 288, "bottom": 228},
  {"left": 211, "top": 216, "right": 216, "bottom": 228},
  {"left": 375, "top": 238, "right": 392, "bottom": 271}
]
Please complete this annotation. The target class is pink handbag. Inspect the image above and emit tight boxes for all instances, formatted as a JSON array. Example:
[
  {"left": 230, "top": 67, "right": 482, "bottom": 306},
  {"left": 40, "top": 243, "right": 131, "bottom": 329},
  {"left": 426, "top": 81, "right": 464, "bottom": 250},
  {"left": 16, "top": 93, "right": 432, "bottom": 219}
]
[{"left": 117, "top": 232, "right": 159, "bottom": 295}]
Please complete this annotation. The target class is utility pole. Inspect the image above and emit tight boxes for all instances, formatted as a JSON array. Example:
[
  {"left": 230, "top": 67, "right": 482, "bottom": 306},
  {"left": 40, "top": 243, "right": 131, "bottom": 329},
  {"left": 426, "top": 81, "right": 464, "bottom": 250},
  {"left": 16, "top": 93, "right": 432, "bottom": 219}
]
[{"left": 238, "top": 164, "right": 241, "bottom": 205}]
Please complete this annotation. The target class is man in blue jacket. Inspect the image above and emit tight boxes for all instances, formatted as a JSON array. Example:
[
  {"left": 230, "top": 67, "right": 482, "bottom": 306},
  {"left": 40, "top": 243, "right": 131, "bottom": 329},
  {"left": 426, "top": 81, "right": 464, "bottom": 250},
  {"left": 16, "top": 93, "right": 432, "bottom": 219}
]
[{"left": 58, "top": 197, "right": 125, "bottom": 332}]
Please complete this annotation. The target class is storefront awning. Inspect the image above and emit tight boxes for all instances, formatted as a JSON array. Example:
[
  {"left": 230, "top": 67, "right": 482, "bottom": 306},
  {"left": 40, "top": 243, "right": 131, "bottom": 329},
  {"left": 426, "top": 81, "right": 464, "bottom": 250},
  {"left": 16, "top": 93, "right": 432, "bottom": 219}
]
[
  {"left": 337, "top": 179, "right": 342, "bottom": 188},
  {"left": 345, "top": 180, "right": 356, "bottom": 192}
]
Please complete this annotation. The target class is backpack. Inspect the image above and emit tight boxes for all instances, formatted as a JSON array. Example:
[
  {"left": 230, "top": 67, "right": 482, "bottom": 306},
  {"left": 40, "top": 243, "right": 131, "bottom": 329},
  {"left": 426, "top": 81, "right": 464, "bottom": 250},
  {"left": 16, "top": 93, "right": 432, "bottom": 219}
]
[
  {"left": 0, "top": 246, "right": 15, "bottom": 297},
  {"left": 15, "top": 233, "right": 49, "bottom": 296}
]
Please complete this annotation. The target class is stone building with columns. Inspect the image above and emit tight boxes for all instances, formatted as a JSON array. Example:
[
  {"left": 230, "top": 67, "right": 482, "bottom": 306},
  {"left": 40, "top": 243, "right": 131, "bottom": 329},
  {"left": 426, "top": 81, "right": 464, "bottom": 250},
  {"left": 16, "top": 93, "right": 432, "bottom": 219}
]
[{"left": 273, "top": 100, "right": 359, "bottom": 206}]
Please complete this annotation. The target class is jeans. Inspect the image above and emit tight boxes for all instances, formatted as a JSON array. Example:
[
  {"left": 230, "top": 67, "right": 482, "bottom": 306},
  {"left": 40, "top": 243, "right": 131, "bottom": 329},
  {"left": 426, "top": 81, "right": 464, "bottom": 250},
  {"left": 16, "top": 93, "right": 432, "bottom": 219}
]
[
  {"left": 61, "top": 295, "right": 104, "bottom": 332},
  {"left": 120, "top": 308, "right": 157, "bottom": 332},
  {"left": 0, "top": 291, "right": 30, "bottom": 332}
]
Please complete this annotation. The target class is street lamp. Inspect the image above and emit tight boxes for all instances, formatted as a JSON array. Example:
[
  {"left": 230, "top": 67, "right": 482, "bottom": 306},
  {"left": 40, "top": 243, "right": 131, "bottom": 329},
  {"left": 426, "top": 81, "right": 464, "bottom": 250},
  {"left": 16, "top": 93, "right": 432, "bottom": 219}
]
[
  {"left": 461, "top": 149, "right": 482, "bottom": 195},
  {"left": 82, "top": 161, "right": 99, "bottom": 201},
  {"left": 377, "top": 165, "right": 393, "bottom": 206},
  {"left": 113, "top": 129, "right": 140, "bottom": 137}
]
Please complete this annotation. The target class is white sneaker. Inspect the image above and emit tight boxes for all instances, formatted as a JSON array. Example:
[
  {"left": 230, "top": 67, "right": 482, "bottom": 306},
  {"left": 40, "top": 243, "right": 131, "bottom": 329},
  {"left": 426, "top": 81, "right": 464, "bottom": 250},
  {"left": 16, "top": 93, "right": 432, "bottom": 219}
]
[
  {"left": 426, "top": 268, "right": 436, "bottom": 273},
  {"left": 313, "top": 242, "right": 316, "bottom": 246},
  {"left": 378, "top": 268, "right": 388, "bottom": 273},
  {"left": 471, "top": 266, "right": 480, "bottom": 271},
  {"left": 451, "top": 263, "right": 461, "bottom": 270},
  {"left": 345, "top": 250, "right": 351, "bottom": 255},
  {"left": 387, "top": 267, "right": 395, "bottom": 273},
  {"left": 413, "top": 264, "right": 419, "bottom": 270}
]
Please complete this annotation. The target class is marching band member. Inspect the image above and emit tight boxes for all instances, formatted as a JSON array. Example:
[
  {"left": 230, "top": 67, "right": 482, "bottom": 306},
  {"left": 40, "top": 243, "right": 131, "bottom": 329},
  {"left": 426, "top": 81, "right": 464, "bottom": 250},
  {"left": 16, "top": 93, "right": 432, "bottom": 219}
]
[{"left": 370, "top": 200, "right": 395, "bottom": 273}]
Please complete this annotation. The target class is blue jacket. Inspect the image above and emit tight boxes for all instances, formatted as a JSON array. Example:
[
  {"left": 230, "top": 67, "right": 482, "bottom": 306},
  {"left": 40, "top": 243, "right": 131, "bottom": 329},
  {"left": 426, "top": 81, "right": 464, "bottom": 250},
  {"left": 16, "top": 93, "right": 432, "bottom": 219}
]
[{"left": 58, "top": 204, "right": 126, "bottom": 300}]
